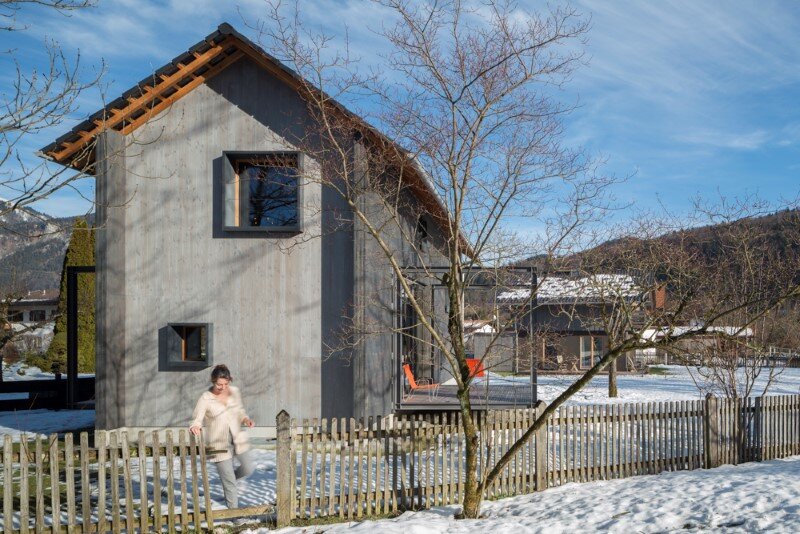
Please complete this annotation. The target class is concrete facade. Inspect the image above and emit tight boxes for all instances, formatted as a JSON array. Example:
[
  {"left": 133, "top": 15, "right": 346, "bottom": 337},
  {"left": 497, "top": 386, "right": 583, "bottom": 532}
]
[{"left": 92, "top": 56, "right": 444, "bottom": 430}]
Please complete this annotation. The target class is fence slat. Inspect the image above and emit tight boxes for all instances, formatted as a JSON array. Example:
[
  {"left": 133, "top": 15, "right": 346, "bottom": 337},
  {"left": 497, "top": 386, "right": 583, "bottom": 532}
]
[
  {"left": 152, "top": 432, "right": 163, "bottom": 532},
  {"left": 165, "top": 430, "right": 175, "bottom": 534},
  {"left": 65, "top": 433, "right": 77, "bottom": 531},
  {"left": 177, "top": 431, "right": 189, "bottom": 532},
  {"left": 121, "top": 432, "right": 136, "bottom": 533},
  {"left": 3, "top": 434, "right": 12, "bottom": 533},
  {"left": 138, "top": 432, "right": 149, "bottom": 534},
  {"left": 49, "top": 433, "right": 62, "bottom": 533},
  {"left": 20, "top": 435, "right": 30, "bottom": 534},
  {"left": 328, "top": 418, "right": 337, "bottom": 518}
]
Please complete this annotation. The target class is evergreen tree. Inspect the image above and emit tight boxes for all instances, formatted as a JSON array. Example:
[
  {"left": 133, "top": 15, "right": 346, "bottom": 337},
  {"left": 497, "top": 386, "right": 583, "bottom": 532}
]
[{"left": 46, "top": 219, "right": 95, "bottom": 373}]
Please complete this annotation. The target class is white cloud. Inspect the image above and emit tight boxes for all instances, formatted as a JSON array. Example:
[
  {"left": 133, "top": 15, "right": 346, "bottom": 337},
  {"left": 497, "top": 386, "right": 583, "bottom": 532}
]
[{"left": 676, "top": 129, "right": 770, "bottom": 151}]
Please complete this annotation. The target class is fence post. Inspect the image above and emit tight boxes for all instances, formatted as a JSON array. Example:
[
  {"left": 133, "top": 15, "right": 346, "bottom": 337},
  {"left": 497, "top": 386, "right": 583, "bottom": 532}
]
[
  {"left": 534, "top": 401, "right": 548, "bottom": 491},
  {"left": 753, "top": 396, "right": 763, "bottom": 462},
  {"left": 704, "top": 394, "right": 719, "bottom": 469},
  {"left": 276, "top": 410, "right": 293, "bottom": 528}
]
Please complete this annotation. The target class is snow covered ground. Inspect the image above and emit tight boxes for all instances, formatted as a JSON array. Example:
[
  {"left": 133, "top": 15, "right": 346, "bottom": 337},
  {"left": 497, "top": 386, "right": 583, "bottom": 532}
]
[
  {"left": 262, "top": 456, "right": 800, "bottom": 533},
  {"left": 477, "top": 365, "right": 800, "bottom": 405}
]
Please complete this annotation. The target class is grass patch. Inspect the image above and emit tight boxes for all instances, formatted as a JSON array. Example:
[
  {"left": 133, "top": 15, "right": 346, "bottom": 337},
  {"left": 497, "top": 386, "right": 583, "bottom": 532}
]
[
  {"left": 289, "top": 510, "right": 404, "bottom": 528},
  {"left": 647, "top": 366, "right": 669, "bottom": 376}
]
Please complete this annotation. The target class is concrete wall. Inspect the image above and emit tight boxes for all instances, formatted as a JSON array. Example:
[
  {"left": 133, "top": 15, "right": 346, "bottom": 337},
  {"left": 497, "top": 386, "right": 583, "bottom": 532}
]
[{"left": 95, "top": 58, "right": 359, "bottom": 429}]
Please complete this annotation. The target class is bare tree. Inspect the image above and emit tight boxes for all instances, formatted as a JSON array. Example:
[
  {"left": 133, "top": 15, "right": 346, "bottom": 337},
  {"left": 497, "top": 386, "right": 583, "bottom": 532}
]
[
  {"left": 0, "top": 0, "right": 101, "bottom": 222},
  {"left": 253, "top": 0, "right": 800, "bottom": 518}
]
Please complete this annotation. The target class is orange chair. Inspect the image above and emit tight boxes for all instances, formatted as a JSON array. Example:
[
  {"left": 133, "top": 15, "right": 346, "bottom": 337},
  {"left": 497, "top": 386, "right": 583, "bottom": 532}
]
[
  {"left": 466, "top": 358, "right": 485, "bottom": 378},
  {"left": 402, "top": 363, "right": 440, "bottom": 398}
]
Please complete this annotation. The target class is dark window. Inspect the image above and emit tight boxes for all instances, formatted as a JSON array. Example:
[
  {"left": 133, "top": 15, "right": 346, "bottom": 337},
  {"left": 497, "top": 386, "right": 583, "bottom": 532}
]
[
  {"left": 29, "top": 310, "right": 46, "bottom": 322},
  {"left": 162, "top": 323, "right": 213, "bottom": 370},
  {"left": 224, "top": 153, "right": 302, "bottom": 233},
  {"left": 415, "top": 217, "right": 429, "bottom": 251},
  {"left": 7, "top": 310, "right": 23, "bottom": 322}
]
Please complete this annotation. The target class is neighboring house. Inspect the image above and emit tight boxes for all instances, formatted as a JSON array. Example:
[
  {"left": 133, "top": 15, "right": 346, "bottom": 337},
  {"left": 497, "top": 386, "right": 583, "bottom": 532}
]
[
  {"left": 638, "top": 325, "right": 754, "bottom": 365},
  {"left": 3, "top": 290, "right": 59, "bottom": 355},
  {"left": 5, "top": 289, "right": 59, "bottom": 324},
  {"left": 498, "top": 273, "right": 659, "bottom": 372},
  {"left": 41, "top": 24, "right": 455, "bottom": 430}
]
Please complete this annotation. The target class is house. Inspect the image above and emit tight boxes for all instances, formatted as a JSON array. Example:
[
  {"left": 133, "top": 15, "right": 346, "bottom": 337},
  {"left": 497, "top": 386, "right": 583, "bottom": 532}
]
[
  {"left": 41, "top": 24, "right": 457, "bottom": 431},
  {"left": 638, "top": 324, "right": 755, "bottom": 365},
  {"left": 3, "top": 289, "right": 59, "bottom": 355},
  {"left": 498, "top": 273, "right": 657, "bottom": 372},
  {"left": 5, "top": 289, "right": 59, "bottom": 324}
]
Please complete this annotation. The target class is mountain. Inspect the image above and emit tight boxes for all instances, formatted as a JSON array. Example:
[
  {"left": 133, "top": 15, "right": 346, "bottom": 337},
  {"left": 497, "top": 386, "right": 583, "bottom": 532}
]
[
  {"left": 521, "top": 208, "right": 800, "bottom": 275},
  {"left": 0, "top": 202, "right": 84, "bottom": 292}
]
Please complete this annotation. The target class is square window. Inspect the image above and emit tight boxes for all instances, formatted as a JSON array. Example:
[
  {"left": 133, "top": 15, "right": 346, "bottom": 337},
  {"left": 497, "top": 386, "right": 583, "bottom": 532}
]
[
  {"left": 29, "top": 310, "right": 47, "bottom": 322},
  {"left": 7, "top": 310, "right": 23, "bottom": 322},
  {"left": 223, "top": 152, "right": 303, "bottom": 233},
  {"left": 161, "top": 323, "right": 213, "bottom": 371}
]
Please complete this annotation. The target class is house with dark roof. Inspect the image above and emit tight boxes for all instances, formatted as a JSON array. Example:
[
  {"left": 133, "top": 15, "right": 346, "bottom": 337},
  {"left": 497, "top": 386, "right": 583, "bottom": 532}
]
[
  {"left": 42, "top": 24, "right": 459, "bottom": 431},
  {"left": 498, "top": 274, "right": 656, "bottom": 372}
]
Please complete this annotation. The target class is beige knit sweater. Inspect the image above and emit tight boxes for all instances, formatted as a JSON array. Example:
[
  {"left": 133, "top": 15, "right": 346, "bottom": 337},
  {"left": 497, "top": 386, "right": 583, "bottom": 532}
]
[{"left": 190, "top": 385, "right": 251, "bottom": 462}]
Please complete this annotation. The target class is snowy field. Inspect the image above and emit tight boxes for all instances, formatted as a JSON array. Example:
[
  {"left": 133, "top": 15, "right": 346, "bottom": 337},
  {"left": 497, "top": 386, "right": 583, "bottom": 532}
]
[
  {"left": 263, "top": 456, "right": 800, "bottom": 533},
  {"left": 2, "top": 365, "right": 800, "bottom": 439},
  {"left": 474, "top": 365, "right": 800, "bottom": 405}
]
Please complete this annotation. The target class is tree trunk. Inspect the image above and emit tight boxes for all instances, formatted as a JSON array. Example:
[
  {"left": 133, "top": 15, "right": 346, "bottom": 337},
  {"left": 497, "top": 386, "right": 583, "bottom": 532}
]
[
  {"left": 458, "top": 390, "right": 482, "bottom": 518},
  {"left": 608, "top": 360, "right": 618, "bottom": 397}
]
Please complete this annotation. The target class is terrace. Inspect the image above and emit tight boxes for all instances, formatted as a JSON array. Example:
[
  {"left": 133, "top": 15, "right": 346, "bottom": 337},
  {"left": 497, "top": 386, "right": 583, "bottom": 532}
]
[{"left": 395, "top": 267, "right": 538, "bottom": 411}]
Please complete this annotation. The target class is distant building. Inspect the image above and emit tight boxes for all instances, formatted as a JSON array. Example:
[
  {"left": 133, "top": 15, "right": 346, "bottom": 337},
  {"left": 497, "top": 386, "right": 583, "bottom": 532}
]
[
  {"left": 5, "top": 289, "right": 59, "bottom": 324},
  {"left": 3, "top": 289, "right": 59, "bottom": 355},
  {"left": 498, "top": 274, "right": 660, "bottom": 372}
]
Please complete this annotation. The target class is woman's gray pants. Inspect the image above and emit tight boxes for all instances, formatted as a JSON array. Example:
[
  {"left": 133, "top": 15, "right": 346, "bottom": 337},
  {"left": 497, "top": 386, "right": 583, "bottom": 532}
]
[{"left": 214, "top": 450, "right": 255, "bottom": 509}]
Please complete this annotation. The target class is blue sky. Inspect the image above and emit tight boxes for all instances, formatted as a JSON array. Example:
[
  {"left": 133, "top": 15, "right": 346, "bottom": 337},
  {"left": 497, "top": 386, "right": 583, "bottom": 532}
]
[{"left": 2, "top": 0, "right": 799, "bottom": 219}]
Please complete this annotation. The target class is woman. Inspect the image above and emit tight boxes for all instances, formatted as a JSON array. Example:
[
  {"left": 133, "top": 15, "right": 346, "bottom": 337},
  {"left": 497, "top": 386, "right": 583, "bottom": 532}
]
[{"left": 190, "top": 364, "right": 255, "bottom": 509}]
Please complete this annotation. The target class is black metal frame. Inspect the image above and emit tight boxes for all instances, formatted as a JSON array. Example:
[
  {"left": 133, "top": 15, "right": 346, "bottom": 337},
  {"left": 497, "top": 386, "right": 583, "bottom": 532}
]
[
  {"left": 393, "top": 266, "right": 538, "bottom": 411},
  {"left": 66, "top": 265, "right": 95, "bottom": 407}
]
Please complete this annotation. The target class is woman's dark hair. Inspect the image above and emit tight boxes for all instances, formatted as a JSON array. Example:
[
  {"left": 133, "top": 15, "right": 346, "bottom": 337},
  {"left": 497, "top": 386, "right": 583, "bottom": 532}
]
[{"left": 211, "top": 364, "right": 232, "bottom": 382}]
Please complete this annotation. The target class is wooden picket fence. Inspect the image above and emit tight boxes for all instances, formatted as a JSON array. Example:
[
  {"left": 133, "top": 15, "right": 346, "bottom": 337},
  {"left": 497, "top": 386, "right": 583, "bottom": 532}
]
[
  {"left": 0, "top": 429, "right": 215, "bottom": 533},
  {"left": 1, "top": 394, "right": 798, "bottom": 531},
  {"left": 276, "top": 393, "right": 800, "bottom": 526}
]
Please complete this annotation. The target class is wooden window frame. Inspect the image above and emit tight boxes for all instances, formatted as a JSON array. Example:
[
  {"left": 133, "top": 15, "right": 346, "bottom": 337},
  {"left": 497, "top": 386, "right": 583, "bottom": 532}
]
[
  {"left": 161, "top": 322, "right": 213, "bottom": 371},
  {"left": 222, "top": 151, "right": 304, "bottom": 234}
]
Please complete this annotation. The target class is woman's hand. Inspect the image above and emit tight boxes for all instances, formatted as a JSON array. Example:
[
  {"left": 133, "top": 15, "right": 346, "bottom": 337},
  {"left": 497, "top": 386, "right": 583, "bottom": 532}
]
[
  {"left": 189, "top": 425, "right": 202, "bottom": 436},
  {"left": 242, "top": 417, "right": 255, "bottom": 428}
]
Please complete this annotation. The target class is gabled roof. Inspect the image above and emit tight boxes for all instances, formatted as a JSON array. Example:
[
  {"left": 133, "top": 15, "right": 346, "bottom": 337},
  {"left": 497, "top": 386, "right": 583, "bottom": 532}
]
[{"left": 40, "top": 23, "right": 471, "bottom": 255}]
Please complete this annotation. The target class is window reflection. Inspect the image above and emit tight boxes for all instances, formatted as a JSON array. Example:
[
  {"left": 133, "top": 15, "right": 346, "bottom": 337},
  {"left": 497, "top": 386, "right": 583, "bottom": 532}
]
[{"left": 241, "top": 164, "right": 299, "bottom": 227}]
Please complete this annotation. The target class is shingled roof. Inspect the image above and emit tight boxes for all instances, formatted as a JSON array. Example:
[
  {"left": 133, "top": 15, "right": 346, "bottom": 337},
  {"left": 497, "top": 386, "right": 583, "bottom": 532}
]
[{"left": 40, "top": 23, "right": 471, "bottom": 254}]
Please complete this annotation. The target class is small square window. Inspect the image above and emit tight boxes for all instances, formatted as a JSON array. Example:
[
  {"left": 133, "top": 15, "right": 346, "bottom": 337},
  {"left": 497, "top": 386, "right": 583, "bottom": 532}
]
[
  {"left": 223, "top": 152, "right": 303, "bottom": 233},
  {"left": 161, "top": 323, "right": 213, "bottom": 371},
  {"left": 7, "top": 310, "right": 23, "bottom": 322}
]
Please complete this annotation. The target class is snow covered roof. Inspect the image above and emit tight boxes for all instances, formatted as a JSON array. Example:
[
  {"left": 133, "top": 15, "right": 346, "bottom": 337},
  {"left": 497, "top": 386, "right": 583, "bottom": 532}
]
[
  {"left": 497, "top": 274, "right": 643, "bottom": 305},
  {"left": 4, "top": 289, "right": 59, "bottom": 305},
  {"left": 641, "top": 325, "right": 754, "bottom": 341}
]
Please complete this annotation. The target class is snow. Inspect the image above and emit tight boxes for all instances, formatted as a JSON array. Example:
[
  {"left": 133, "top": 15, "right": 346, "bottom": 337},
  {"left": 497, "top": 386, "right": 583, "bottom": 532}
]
[
  {"left": 262, "top": 456, "right": 800, "bottom": 533},
  {"left": 497, "top": 274, "right": 641, "bottom": 304},
  {"left": 472, "top": 365, "right": 800, "bottom": 405},
  {"left": 642, "top": 325, "right": 754, "bottom": 339},
  {"left": 0, "top": 408, "right": 95, "bottom": 437}
]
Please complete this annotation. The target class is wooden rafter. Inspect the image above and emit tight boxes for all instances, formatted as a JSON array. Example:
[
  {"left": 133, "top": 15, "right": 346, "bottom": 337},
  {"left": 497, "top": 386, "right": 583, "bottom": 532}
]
[{"left": 48, "top": 37, "right": 240, "bottom": 163}]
